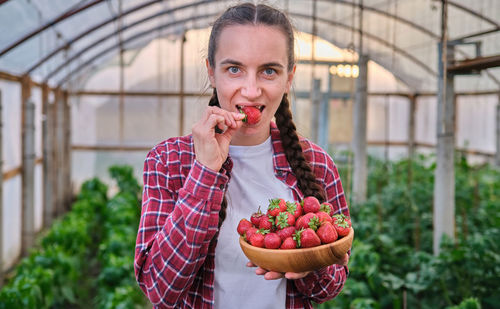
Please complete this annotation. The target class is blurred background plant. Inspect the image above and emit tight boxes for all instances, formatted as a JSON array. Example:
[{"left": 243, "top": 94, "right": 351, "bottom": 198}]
[
  {"left": 0, "top": 166, "right": 147, "bottom": 309},
  {"left": 318, "top": 153, "right": 499, "bottom": 309}
]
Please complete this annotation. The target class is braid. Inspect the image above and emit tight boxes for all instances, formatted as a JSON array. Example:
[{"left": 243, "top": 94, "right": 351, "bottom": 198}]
[
  {"left": 208, "top": 88, "right": 228, "bottom": 230},
  {"left": 275, "top": 94, "right": 326, "bottom": 202}
]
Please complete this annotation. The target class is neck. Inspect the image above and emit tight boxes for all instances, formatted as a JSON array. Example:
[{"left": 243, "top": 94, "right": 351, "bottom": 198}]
[{"left": 230, "top": 124, "right": 271, "bottom": 146}]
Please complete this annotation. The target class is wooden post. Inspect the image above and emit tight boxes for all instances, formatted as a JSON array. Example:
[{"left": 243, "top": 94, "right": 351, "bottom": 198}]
[
  {"left": 352, "top": 55, "right": 369, "bottom": 204},
  {"left": 42, "top": 84, "right": 54, "bottom": 227},
  {"left": 179, "top": 33, "right": 186, "bottom": 136},
  {"left": 496, "top": 92, "right": 500, "bottom": 166},
  {"left": 55, "top": 89, "right": 65, "bottom": 215},
  {"left": 434, "top": 3, "right": 456, "bottom": 254},
  {"left": 408, "top": 94, "right": 417, "bottom": 160},
  {"left": 311, "top": 79, "right": 321, "bottom": 143},
  {"left": 0, "top": 89, "right": 4, "bottom": 286},
  {"left": 21, "top": 76, "right": 36, "bottom": 256},
  {"left": 63, "top": 91, "right": 72, "bottom": 207},
  {"left": 52, "top": 90, "right": 60, "bottom": 216}
]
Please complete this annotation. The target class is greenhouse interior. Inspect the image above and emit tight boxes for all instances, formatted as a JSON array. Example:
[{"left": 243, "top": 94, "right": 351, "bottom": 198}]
[{"left": 0, "top": 0, "right": 499, "bottom": 308}]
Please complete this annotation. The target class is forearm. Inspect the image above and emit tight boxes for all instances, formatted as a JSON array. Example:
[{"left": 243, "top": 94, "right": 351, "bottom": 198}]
[
  {"left": 135, "top": 160, "right": 227, "bottom": 307},
  {"left": 293, "top": 265, "right": 348, "bottom": 303}
]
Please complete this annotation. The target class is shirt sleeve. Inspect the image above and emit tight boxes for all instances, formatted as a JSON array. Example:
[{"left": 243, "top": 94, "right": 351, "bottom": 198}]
[
  {"left": 293, "top": 147, "right": 350, "bottom": 303},
  {"left": 293, "top": 265, "right": 348, "bottom": 304},
  {"left": 134, "top": 147, "right": 228, "bottom": 308}
]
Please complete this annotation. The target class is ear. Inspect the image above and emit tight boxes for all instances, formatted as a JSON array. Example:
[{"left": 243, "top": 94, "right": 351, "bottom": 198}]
[
  {"left": 206, "top": 59, "right": 216, "bottom": 88},
  {"left": 285, "top": 64, "right": 296, "bottom": 93}
]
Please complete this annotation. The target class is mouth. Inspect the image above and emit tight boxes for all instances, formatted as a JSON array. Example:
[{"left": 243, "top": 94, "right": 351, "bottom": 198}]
[{"left": 236, "top": 105, "right": 265, "bottom": 113}]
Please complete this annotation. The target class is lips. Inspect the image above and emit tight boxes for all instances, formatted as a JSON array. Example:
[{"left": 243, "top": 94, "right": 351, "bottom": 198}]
[{"left": 236, "top": 104, "right": 265, "bottom": 113}]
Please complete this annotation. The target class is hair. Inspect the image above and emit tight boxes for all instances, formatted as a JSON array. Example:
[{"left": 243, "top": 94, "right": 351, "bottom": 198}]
[{"left": 207, "top": 3, "right": 325, "bottom": 231}]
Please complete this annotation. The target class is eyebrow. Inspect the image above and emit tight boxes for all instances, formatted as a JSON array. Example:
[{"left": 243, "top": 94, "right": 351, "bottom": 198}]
[{"left": 219, "top": 58, "right": 285, "bottom": 69}]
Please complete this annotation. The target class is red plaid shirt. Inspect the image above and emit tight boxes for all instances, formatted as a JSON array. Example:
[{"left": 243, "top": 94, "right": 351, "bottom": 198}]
[{"left": 134, "top": 123, "right": 350, "bottom": 308}]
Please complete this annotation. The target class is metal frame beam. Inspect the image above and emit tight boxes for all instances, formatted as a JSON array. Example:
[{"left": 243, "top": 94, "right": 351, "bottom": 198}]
[
  {"left": 25, "top": 0, "right": 210, "bottom": 74},
  {"left": 0, "top": 0, "right": 107, "bottom": 57},
  {"left": 56, "top": 14, "right": 215, "bottom": 87},
  {"left": 292, "top": 12, "right": 436, "bottom": 76},
  {"left": 448, "top": 54, "right": 500, "bottom": 74},
  {"left": 54, "top": 10, "right": 436, "bottom": 88},
  {"left": 2, "top": 0, "right": 496, "bottom": 87},
  {"left": 13, "top": 0, "right": 497, "bottom": 89}
]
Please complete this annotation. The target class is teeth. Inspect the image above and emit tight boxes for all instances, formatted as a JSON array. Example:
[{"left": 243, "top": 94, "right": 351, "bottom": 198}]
[{"left": 237, "top": 105, "right": 264, "bottom": 112}]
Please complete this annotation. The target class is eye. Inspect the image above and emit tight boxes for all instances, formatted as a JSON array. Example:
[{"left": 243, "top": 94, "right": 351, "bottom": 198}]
[
  {"left": 228, "top": 66, "right": 240, "bottom": 74},
  {"left": 263, "top": 68, "right": 276, "bottom": 76}
]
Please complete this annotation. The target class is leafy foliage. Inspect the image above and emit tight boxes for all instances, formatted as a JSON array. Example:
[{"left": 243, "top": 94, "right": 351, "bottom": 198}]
[
  {"left": 94, "top": 165, "right": 145, "bottom": 309},
  {"left": 317, "top": 154, "right": 500, "bottom": 309},
  {"left": 0, "top": 178, "right": 108, "bottom": 309},
  {"left": 0, "top": 166, "right": 147, "bottom": 309}
]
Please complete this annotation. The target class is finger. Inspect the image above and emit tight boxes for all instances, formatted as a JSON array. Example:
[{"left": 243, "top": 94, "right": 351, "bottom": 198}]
[
  {"left": 232, "top": 111, "right": 246, "bottom": 124},
  {"left": 246, "top": 262, "right": 257, "bottom": 268},
  {"left": 284, "top": 271, "right": 311, "bottom": 280},
  {"left": 255, "top": 267, "right": 267, "bottom": 276},
  {"left": 264, "top": 271, "right": 285, "bottom": 280},
  {"left": 206, "top": 114, "right": 226, "bottom": 132}
]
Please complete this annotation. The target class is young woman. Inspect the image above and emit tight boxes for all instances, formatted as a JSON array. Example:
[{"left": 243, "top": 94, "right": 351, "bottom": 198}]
[{"left": 134, "top": 3, "right": 350, "bottom": 308}]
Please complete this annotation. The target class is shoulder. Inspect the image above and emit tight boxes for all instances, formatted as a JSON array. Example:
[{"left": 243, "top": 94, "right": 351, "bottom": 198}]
[
  {"left": 298, "top": 136, "right": 333, "bottom": 166},
  {"left": 145, "top": 134, "right": 195, "bottom": 167}
]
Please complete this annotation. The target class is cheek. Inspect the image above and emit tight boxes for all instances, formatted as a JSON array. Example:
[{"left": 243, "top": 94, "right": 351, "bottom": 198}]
[{"left": 215, "top": 78, "right": 238, "bottom": 108}]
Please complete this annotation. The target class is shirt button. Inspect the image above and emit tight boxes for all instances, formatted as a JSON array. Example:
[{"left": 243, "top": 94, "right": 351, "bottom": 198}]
[
  {"left": 219, "top": 184, "right": 225, "bottom": 190},
  {"left": 276, "top": 171, "right": 283, "bottom": 177}
]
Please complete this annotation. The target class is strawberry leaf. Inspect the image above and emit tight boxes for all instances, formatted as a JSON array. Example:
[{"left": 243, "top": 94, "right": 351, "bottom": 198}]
[{"left": 308, "top": 216, "right": 321, "bottom": 231}]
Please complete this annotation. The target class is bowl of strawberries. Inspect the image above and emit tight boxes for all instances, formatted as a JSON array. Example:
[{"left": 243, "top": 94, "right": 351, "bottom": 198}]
[{"left": 237, "top": 196, "right": 354, "bottom": 273}]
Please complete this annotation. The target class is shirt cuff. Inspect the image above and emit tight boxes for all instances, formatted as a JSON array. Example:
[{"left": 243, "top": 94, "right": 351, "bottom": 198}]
[{"left": 184, "top": 159, "right": 229, "bottom": 207}]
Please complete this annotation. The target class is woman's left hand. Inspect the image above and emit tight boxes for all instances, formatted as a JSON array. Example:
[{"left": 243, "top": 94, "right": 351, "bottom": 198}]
[
  {"left": 246, "top": 253, "right": 349, "bottom": 280},
  {"left": 246, "top": 262, "right": 311, "bottom": 280}
]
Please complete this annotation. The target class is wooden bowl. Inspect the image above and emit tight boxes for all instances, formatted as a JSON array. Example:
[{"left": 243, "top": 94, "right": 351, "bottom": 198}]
[{"left": 239, "top": 227, "right": 354, "bottom": 273}]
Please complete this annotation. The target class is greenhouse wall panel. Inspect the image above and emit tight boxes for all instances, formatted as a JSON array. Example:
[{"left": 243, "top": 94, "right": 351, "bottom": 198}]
[
  {"left": 456, "top": 95, "right": 496, "bottom": 154},
  {"left": 1, "top": 80, "right": 21, "bottom": 172},
  {"left": 34, "top": 164, "right": 43, "bottom": 233},
  {"left": 1, "top": 176, "right": 21, "bottom": 272}
]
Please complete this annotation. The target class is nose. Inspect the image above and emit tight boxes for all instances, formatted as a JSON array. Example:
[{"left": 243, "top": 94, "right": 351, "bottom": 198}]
[{"left": 240, "top": 75, "right": 262, "bottom": 100}]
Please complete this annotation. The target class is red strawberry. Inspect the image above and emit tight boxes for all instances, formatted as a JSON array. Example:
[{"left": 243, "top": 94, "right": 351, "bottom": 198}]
[
  {"left": 277, "top": 226, "right": 296, "bottom": 241},
  {"left": 316, "top": 222, "right": 338, "bottom": 244},
  {"left": 258, "top": 215, "right": 274, "bottom": 230},
  {"left": 267, "top": 198, "right": 287, "bottom": 217},
  {"left": 237, "top": 218, "right": 253, "bottom": 236},
  {"left": 332, "top": 217, "right": 350, "bottom": 237},
  {"left": 316, "top": 211, "right": 333, "bottom": 224},
  {"left": 302, "top": 196, "right": 321, "bottom": 213},
  {"left": 280, "top": 236, "right": 297, "bottom": 249},
  {"left": 286, "top": 201, "right": 303, "bottom": 218},
  {"left": 240, "top": 106, "right": 261, "bottom": 125},
  {"left": 332, "top": 213, "right": 352, "bottom": 228},
  {"left": 264, "top": 232, "right": 282, "bottom": 249},
  {"left": 251, "top": 206, "right": 265, "bottom": 226},
  {"left": 245, "top": 227, "right": 258, "bottom": 242},
  {"left": 249, "top": 232, "right": 265, "bottom": 247},
  {"left": 275, "top": 211, "right": 296, "bottom": 230},
  {"left": 319, "top": 202, "right": 334, "bottom": 216},
  {"left": 295, "top": 213, "right": 320, "bottom": 231},
  {"left": 294, "top": 228, "right": 321, "bottom": 248}
]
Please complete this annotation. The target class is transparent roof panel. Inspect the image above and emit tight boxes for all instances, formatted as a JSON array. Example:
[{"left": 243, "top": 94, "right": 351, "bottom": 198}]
[{"left": 0, "top": 0, "right": 499, "bottom": 92}]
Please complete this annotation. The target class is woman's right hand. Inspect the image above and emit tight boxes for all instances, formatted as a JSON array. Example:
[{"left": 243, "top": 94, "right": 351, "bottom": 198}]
[{"left": 192, "top": 106, "right": 245, "bottom": 171}]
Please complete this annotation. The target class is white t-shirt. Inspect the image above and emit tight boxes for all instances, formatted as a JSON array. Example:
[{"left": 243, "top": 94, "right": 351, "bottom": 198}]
[{"left": 214, "top": 136, "right": 295, "bottom": 309}]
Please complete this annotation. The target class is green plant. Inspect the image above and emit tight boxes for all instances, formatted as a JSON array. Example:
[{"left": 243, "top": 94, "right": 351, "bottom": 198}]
[{"left": 318, "top": 154, "right": 500, "bottom": 309}]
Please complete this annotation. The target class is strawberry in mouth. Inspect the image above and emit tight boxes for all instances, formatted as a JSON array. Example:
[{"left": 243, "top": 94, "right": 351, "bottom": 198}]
[{"left": 237, "top": 105, "right": 263, "bottom": 125}]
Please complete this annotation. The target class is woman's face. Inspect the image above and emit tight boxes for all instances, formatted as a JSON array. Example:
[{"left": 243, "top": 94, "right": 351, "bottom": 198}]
[{"left": 207, "top": 24, "right": 295, "bottom": 146}]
